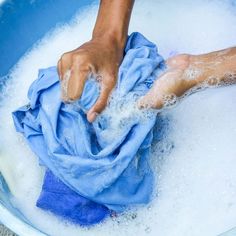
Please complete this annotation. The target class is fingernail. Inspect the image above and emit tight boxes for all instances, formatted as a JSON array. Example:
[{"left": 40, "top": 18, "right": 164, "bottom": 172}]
[{"left": 87, "top": 112, "right": 98, "bottom": 123}]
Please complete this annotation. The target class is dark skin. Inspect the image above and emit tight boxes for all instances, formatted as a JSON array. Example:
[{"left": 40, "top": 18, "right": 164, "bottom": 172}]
[
  {"left": 57, "top": 0, "right": 134, "bottom": 122},
  {"left": 58, "top": 0, "right": 236, "bottom": 121}
]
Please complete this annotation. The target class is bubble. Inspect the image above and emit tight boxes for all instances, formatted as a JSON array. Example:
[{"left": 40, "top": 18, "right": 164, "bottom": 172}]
[
  {"left": 221, "top": 72, "right": 236, "bottom": 86},
  {"left": 95, "top": 90, "right": 158, "bottom": 145},
  {"left": 184, "top": 66, "right": 203, "bottom": 81},
  {"left": 60, "top": 69, "right": 71, "bottom": 101},
  {"left": 205, "top": 76, "right": 221, "bottom": 87},
  {"left": 162, "top": 93, "right": 178, "bottom": 108}
]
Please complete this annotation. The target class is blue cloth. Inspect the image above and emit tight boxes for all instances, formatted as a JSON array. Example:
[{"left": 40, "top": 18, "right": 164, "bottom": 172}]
[
  {"left": 12, "top": 33, "right": 165, "bottom": 215},
  {"left": 36, "top": 169, "right": 110, "bottom": 225}
]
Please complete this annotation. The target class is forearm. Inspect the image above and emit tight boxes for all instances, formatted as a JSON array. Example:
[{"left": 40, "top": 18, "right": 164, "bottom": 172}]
[
  {"left": 166, "top": 47, "right": 236, "bottom": 97},
  {"left": 139, "top": 47, "right": 236, "bottom": 109},
  {"left": 188, "top": 47, "right": 236, "bottom": 87},
  {"left": 92, "top": 0, "right": 134, "bottom": 48}
]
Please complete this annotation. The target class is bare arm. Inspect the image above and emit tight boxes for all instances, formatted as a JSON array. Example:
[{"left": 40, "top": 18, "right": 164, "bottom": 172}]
[
  {"left": 139, "top": 47, "right": 236, "bottom": 109},
  {"left": 58, "top": 0, "right": 134, "bottom": 122}
]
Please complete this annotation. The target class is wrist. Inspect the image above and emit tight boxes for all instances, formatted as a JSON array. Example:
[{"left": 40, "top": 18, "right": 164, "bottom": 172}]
[
  {"left": 92, "top": 0, "right": 133, "bottom": 51},
  {"left": 92, "top": 30, "right": 127, "bottom": 50}
]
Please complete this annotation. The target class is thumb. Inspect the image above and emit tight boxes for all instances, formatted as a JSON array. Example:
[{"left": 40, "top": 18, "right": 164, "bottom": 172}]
[
  {"left": 138, "top": 89, "right": 164, "bottom": 110},
  {"left": 87, "top": 81, "right": 114, "bottom": 122}
]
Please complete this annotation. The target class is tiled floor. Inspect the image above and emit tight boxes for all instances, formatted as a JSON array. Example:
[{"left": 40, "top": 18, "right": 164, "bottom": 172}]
[{"left": 0, "top": 224, "right": 17, "bottom": 236}]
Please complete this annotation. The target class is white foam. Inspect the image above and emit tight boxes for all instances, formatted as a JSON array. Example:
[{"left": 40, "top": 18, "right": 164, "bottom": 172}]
[{"left": 1, "top": 0, "right": 236, "bottom": 235}]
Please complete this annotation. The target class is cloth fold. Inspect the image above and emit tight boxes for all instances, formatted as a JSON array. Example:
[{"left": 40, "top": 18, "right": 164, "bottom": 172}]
[
  {"left": 36, "top": 169, "right": 110, "bottom": 225},
  {"left": 12, "top": 32, "right": 165, "bottom": 222}
]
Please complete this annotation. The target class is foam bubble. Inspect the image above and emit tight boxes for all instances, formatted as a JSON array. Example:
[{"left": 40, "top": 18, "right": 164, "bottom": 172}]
[
  {"left": 162, "top": 93, "right": 178, "bottom": 108},
  {"left": 60, "top": 70, "right": 71, "bottom": 101},
  {"left": 183, "top": 67, "right": 203, "bottom": 81}
]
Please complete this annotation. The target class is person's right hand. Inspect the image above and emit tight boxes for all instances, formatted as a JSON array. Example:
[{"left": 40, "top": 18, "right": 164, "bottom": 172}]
[{"left": 57, "top": 35, "right": 125, "bottom": 122}]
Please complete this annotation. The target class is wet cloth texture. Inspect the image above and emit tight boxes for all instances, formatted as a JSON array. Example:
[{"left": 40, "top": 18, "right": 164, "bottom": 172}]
[
  {"left": 12, "top": 32, "right": 165, "bottom": 223},
  {"left": 36, "top": 169, "right": 110, "bottom": 225}
]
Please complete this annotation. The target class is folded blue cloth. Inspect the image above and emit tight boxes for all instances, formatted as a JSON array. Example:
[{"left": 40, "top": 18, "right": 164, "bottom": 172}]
[
  {"left": 36, "top": 169, "right": 110, "bottom": 225},
  {"left": 12, "top": 32, "right": 165, "bottom": 218}
]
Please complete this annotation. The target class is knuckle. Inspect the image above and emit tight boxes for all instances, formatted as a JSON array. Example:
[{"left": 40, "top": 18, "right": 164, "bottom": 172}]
[
  {"left": 80, "top": 64, "right": 90, "bottom": 72},
  {"left": 72, "top": 55, "right": 90, "bottom": 69},
  {"left": 78, "top": 62, "right": 91, "bottom": 73},
  {"left": 67, "top": 92, "right": 78, "bottom": 101},
  {"left": 61, "top": 52, "right": 71, "bottom": 61},
  {"left": 72, "top": 53, "right": 81, "bottom": 62}
]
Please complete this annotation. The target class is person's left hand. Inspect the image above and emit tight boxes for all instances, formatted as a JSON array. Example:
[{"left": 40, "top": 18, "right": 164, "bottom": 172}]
[{"left": 139, "top": 47, "right": 236, "bottom": 109}]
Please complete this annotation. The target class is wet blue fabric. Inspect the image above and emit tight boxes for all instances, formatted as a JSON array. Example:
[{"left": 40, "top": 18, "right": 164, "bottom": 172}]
[
  {"left": 12, "top": 32, "right": 165, "bottom": 216},
  {"left": 36, "top": 169, "right": 110, "bottom": 225}
]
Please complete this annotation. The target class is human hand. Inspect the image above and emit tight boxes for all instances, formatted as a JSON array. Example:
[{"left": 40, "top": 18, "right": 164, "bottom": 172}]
[
  {"left": 138, "top": 54, "right": 196, "bottom": 109},
  {"left": 139, "top": 48, "right": 236, "bottom": 109},
  {"left": 57, "top": 35, "right": 125, "bottom": 122}
]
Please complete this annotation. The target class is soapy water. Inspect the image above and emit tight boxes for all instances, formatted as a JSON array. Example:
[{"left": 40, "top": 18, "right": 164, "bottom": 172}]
[
  {"left": 62, "top": 69, "right": 158, "bottom": 140},
  {"left": 160, "top": 71, "right": 236, "bottom": 112},
  {"left": 1, "top": 0, "right": 236, "bottom": 235},
  {"left": 183, "top": 66, "right": 203, "bottom": 81},
  {"left": 95, "top": 92, "right": 157, "bottom": 143},
  {"left": 60, "top": 69, "right": 71, "bottom": 102}
]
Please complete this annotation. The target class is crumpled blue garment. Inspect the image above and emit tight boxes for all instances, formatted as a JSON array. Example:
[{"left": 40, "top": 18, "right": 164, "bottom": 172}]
[
  {"left": 12, "top": 32, "right": 165, "bottom": 214},
  {"left": 36, "top": 169, "right": 110, "bottom": 225}
]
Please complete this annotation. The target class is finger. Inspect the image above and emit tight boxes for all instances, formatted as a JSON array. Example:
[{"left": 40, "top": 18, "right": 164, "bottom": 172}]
[
  {"left": 138, "top": 96, "right": 149, "bottom": 109},
  {"left": 138, "top": 92, "right": 156, "bottom": 109},
  {"left": 138, "top": 92, "right": 164, "bottom": 109},
  {"left": 57, "top": 60, "right": 62, "bottom": 80},
  {"left": 138, "top": 79, "right": 164, "bottom": 109},
  {"left": 66, "top": 65, "right": 90, "bottom": 101},
  {"left": 87, "top": 81, "right": 114, "bottom": 122},
  {"left": 60, "top": 52, "right": 72, "bottom": 80}
]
